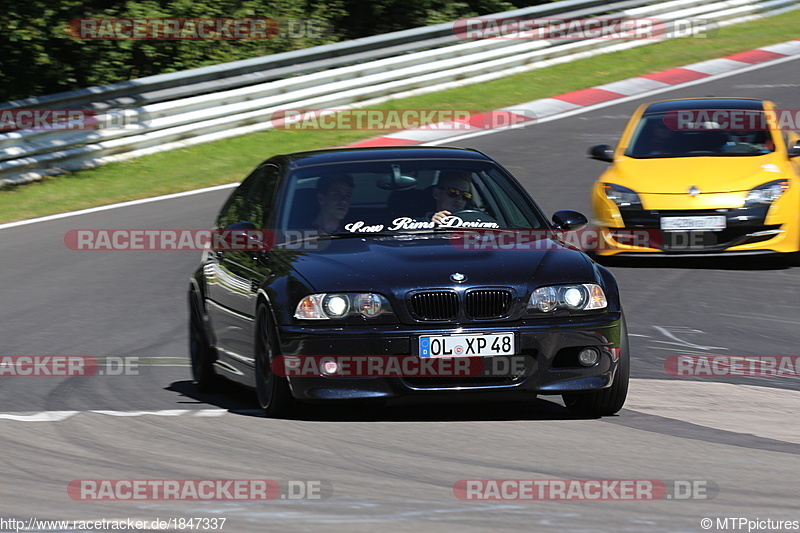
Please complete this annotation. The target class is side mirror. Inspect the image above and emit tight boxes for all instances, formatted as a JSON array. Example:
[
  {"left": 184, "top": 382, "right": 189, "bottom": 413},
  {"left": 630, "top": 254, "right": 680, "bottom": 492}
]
[
  {"left": 588, "top": 144, "right": 615, "bottom": 162},
  {"left": 788, "top": 141, "right": 800, "bottom": 158},
  {"left": 552, "top": 210, "right": 588, "bottom": 231}
]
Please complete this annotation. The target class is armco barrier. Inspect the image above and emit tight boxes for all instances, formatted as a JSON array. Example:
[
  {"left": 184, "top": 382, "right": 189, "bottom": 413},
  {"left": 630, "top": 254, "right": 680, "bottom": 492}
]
[{"left": 1, "top": 0, "right": 798, "bottom": 187}]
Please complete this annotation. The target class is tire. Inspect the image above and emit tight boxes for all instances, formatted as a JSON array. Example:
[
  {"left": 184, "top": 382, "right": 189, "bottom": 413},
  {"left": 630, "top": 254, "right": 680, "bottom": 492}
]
[
  {"left": 563, "top": 316, "right": 630, "bottom": 417},
  {"left": 189, "top": 290, "right": 220, "bottom": 393},
  {"left": 255, "top": 304, "right": 295, "bottom": 418}
]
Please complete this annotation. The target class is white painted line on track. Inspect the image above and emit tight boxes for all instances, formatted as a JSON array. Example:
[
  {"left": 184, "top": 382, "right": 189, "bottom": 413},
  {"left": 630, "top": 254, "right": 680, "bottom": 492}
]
[
  {"left": 0, "top": 409, "right": 227, "bottom": 421},
  {"left": 0, "top": 182, "right": 238, "bottom": 231},
  {"left": 3, "top": 379, "right": 800, "bottom": 450}
]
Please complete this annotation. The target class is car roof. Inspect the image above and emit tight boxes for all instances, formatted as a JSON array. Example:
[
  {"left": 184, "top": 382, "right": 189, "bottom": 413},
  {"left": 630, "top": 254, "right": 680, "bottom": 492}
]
[
  {"left": 643, "top": 98, "right": 765, "bottom": 115},
  {"left": 275, "top": 146, "right": 492, "bottom": 169}
]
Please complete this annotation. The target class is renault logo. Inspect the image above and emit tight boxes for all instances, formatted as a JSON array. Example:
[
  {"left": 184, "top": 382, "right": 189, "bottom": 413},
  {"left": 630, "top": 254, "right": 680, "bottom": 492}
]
[
  {"left": 450, "top": 272, "right": 467, "bottom": 283},
  {"left": 688, "top": 186, "right": 700, "bottom": 197}
]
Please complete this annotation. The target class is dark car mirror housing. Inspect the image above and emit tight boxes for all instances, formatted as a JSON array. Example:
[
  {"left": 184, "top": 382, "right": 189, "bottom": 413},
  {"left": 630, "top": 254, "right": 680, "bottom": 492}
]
[
  {"left": 376, "top": 164, "right": 418, "bottom": 190},
  {"left": 588, "top": 144, "right": 615, "bottom": 162},
  {"left": 552, "top": 210, "right": 588, "bottom": 231},
  {"left": 788, "top": 141, "right": 800, "bottom": 158}
]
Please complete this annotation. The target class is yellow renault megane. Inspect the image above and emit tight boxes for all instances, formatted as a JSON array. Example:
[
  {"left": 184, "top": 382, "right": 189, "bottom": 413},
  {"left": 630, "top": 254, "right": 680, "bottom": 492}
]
[{"left": 589, "top": 97, "right": 800, "bottom": 257}]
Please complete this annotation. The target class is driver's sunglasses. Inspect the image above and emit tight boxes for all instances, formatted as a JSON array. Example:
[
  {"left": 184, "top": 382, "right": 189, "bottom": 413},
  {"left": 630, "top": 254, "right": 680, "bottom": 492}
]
[{"left": 436, "top": 186, "right": 473, "bottom": 200}]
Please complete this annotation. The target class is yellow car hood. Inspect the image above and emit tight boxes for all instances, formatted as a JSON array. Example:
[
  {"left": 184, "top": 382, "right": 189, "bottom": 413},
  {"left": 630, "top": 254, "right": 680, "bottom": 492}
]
[{"left": 610, "top": 153, "right": 786, "bottom": 194}]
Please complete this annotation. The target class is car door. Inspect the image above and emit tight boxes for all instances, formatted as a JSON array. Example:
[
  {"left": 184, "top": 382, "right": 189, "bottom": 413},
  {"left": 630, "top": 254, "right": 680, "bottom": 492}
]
[{"left": 206, "top": 164, "right": 280, "bottom": 367}]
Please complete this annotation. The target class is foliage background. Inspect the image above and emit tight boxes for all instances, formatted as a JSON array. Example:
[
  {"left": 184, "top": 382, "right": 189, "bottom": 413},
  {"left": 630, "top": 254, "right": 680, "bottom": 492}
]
[{"left": 0, "top": 0, "right": 553, "bottom": 102}]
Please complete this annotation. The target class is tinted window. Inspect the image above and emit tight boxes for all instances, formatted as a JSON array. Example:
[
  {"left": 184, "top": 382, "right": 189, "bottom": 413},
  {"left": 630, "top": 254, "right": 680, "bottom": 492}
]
[
  {"left": 626, "top": 112, "right": 776, "bottom": 158},
  {"left": 217, "top": 164, "right": 280, "bottom": 228},
  {"left": 275, "top": 160, "right": 545, "bottom": 233}
]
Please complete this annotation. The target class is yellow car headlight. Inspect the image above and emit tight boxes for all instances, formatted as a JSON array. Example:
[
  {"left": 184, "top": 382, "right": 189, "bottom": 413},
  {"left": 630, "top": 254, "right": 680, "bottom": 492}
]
[
  {"left": 743, "top": 179, "right": 789, "bottom": 206},
  {"left": 603, "top": 183, "right": 642, "bottom": 207}
]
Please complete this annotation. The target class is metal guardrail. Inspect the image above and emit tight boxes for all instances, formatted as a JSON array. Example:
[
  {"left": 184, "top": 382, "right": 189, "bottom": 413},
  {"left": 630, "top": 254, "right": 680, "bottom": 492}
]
[{"left": 1, "top": 0, "right": 797, "bottom": 186}]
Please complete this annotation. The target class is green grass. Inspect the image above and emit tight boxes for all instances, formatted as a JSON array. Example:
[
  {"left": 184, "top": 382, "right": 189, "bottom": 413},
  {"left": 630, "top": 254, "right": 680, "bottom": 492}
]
[{"left": 2, "top": 10, "right": 800, "bottom": 223}]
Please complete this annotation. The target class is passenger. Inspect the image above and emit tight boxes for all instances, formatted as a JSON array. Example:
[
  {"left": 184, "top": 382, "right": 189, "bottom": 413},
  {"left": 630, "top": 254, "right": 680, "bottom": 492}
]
[{"left": 641, "top": 119, "right": 676, "bottom": 156}]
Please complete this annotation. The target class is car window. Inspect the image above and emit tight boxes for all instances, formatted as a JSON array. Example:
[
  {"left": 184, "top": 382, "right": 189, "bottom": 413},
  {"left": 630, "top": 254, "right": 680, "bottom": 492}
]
[
  {"left": 217, "top": 174, "right": 254, "bottom": 229},
  {"left": 276, "top": 159, "right": 546, "bottom": 234},
  {"left": 244, "top": 164, "right": 280, "bottom": 228},
  {"left": 625, "top": 112, "right": 776, "bottom": 158}
]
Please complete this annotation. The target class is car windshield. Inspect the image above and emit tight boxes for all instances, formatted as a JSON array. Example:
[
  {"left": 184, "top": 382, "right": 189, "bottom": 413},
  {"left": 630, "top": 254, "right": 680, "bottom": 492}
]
[
  {"left": 277, "top": 159, "right": 546, "bottom": 237},
  {"left": 625, "top": 112, "right": 776, "bottom": 158}
]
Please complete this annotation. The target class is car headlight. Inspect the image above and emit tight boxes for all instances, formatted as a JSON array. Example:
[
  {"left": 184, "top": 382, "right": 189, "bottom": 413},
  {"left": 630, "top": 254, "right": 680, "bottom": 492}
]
[
  {"left": 743, "top": 179, "right": 789, "bottom": 206},
  {"left": 528, "top": 284, "right": 607, "bottom": 313},
  {"left": 603, "top": 183, "right": 641, "bottom": 207},
  {"left": 295, "top": 293, "right": 393, "bottom": 319}
]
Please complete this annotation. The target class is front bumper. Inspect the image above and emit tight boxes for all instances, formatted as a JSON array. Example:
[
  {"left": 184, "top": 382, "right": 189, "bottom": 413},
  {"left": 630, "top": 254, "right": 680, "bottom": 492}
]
[
  {"left": 276, "top": 313, "right": 623, "bottom": 402},
  {"left": 595, "top": 205, "right": 795, "bottom": 256}
]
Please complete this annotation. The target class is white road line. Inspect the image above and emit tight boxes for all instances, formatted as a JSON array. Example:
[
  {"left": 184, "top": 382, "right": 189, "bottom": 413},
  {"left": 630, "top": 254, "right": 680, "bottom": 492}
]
[
  {"left": 0, "top": 183, "right": 238, "bottom": 231},
  {"left": 89, "top": 409, "right": 194, "bottom": 417},
  {"left": 0, "top": 409, "right": 227, "bottom": 422},
  {"left": 651, "top": 326, "right": 728, "bottom": 351},
  {"left": 0, "top": 411, "right": 79, "bottom": 422}
]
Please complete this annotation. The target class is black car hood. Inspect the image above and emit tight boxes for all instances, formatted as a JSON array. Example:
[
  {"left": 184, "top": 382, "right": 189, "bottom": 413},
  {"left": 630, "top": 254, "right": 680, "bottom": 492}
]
[{"left": 283, "top": 234, "right": 596, "bottom": 295}]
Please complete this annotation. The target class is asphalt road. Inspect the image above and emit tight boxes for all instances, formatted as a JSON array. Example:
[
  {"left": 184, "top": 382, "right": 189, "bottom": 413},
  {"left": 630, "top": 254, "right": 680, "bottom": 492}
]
[{"left": 1, "top": 55, "right": 799, "bottom": 532}]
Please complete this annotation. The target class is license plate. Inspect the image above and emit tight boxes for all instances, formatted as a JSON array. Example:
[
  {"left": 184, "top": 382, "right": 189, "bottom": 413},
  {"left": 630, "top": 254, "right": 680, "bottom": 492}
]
[
  {"left": 419, "top": 333, "right": 514, "bottom": 358},
  {"left": 660, "top": 216, "right": 726, "bottom": 232}
]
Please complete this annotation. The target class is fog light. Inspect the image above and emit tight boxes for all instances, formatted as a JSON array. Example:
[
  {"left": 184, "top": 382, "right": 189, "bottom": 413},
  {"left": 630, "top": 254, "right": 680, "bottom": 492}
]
[
  {"left": 321, "top": 358, "right": 339, "bottom": 375},
  {"left": 578, "top": 347, "right": 600, "bottom": 367}
]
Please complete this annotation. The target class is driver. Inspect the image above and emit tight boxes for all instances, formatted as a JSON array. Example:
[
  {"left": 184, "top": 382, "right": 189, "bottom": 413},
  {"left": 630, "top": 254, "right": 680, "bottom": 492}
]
[{"left": 428, "top": 171, "right": 473, "bottom": 225}]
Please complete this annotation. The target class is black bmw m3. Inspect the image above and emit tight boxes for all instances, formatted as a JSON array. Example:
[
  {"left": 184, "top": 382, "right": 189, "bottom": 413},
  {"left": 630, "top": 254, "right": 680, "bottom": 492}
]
[{"left": 189, "top": 146, "right": 628, "bottom": 417}]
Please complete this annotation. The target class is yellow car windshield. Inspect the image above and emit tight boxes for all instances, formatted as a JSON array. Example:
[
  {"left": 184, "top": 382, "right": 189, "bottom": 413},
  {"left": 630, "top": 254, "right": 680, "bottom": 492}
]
[{"left": 625, "top": 113, "right": 776, "bottom": 158}]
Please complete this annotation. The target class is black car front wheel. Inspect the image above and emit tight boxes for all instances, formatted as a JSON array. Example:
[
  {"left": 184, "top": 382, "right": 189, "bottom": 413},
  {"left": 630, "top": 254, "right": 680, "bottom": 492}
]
[
  {"left": 255, "top": 304, "right": 295, "bottom": 418},
  {"left": 562, "top": 316, "right": 630, "bottom": 417},
  {"left": 189, "top": 290, "right": 220, "bottom": 393}
]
